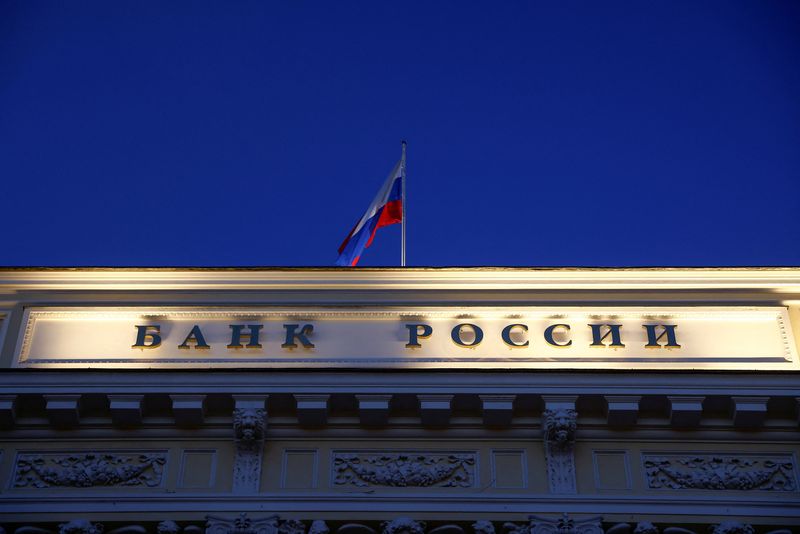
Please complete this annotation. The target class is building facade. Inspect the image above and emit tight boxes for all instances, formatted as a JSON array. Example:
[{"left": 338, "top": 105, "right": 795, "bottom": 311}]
[{"left": 0, "top": 268, "right": 798, "bottom": 534}]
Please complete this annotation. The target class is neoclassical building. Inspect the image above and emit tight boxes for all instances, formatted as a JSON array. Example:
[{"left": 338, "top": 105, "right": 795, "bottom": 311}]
[{"left": 0, "top": 268, "right": 798, "bottom": 534}]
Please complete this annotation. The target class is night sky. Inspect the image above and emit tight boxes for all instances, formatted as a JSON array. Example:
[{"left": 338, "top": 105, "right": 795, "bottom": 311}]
[{"left": 1, "top": 2, "right": 799, "bottom": 267}]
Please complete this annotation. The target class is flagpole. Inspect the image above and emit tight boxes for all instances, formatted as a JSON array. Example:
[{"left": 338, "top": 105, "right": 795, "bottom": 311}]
[{"left": 401, "top": 140, "right": 407, "bottom": 267}]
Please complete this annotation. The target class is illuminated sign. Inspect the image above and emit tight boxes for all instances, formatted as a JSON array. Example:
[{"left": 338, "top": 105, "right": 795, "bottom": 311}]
[{"left": 12, "top": 307, "right": 799, "bottom": 370}]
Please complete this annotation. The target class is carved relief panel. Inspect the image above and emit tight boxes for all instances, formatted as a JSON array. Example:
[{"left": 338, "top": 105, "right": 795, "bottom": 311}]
[
  {"left": 12, "top": 451, "right": 167, "bottom": 489},
  {"left": 332, "top": 451, "right": 477, "bottom": 488},
  {"left": 643, "top": 453, "right": 797, "bottom": 491}
]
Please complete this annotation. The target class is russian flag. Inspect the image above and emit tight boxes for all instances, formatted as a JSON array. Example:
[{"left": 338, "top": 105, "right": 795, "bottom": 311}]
[{"left": 336, "top": 159, "right": 403, "bottom": 266}]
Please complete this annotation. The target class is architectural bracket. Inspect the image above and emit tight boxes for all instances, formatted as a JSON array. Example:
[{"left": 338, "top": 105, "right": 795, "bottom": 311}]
[
  {"left": 541, "top": 395, "right": 578, "bottom": 494},
  {"left": 480, "top": 394, "right": 515, "bottom": 427},
  {"left": 0, "top": 394, "right": 17, "bottom": 428},
  {"left": 668, "top": 396, "right": 704, "bottom": 428},
  {"left": 44, "top": 394, "right": 81, "bottom": 428},
  {"left": 108, "top": 394, "right": 144, "bottom": 427},
  {"left": 232, "top": 395, "right": 268, "bottom": 493},
  {"left": 418, "top": 394, "right": 453, "bottom": 428},
  {"left": 356, "top": 394, "right": 392, "bottom": 427},
  {"left": 295, "top": 394, "right": 330, "bottom": 427},
  {"left": 170, "top": 394, "right": 206, "bottom": 427}
]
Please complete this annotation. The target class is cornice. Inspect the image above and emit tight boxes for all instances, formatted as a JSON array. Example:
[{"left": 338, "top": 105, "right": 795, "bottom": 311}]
[
  {"left": 1, "top": 370, "right": 799, "bottom": 396},
  {"left": 0, "top": 267, "right": 800, "bottom": 292}
]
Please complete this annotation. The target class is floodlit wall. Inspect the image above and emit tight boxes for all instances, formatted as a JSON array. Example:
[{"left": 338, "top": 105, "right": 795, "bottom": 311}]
[{"left": 0, "top": 268, "right": 798, "bottom": 532}]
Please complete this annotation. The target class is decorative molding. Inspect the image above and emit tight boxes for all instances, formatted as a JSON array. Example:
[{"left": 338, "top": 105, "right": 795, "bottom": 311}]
[
  {"left": 427, "top": 525, "right": 463, "bottom": 534},
  {"left": 170, "top": 395, "right": 206, "bottom": 427},
  {"left": 24, "top": 307, "right": 795, "bottom": 321},
  {"left": 308, "top": 522, "right": 329, "bottom": 534},
  {"left": 336, "top": 524, "right": 376, "bottom": 534},
  {"left": 13, "top": 452, "right": 166, "bottom": 488},
  {"left": 1, "top": 520, "right": 795, "bottom": 534},
  {"left": 206, "top": 514, "right": 279, "bottom": 534},
  {"left": 472, "top": 522, "right": 495, "bottom": 534},
  {"left": 710, "top": 523, "right": 754, "bottom": 534},
  {"left": 380, "top": 519, "right": 425, "bottom": 534},
  {"left": 234, "top": 407, "right": 266, "bottom": 442},
  {"left": 44, "top": 394, "right": 81, "bottom": 428},
  {"left": 0, "top": 520, "right": 796, "bottom": 534},
  {"left": 333, "top": 452, "right": 475, "bottom": 488},
  {"left": 295, "top": 394, "right": 329, "bottom": 426},
  {"left": 633, "top": 523, "right": 659, "bottom": 534},
  {"left": 108, "top": 395, "right": 144, "bottom": 427},
  {"left": 0, "top": 394, "right": 16, "bottom": 427},
  {"left": 418, "top": 395, "right": 453, "bottom": 427},
  {"left": 278, "top": 521, "right": 305, "bottom": 534},
  {"left": 542, "top": 408, "right": 577, "bottom": 494},
  {"left": 232, "top": 405, "right": 267, "bottom": 493},
  {"left": 643, "top": 454, "right": 797, "bottom": 491},
  {"left": 730, "top": 396, "right": 768, "bottom": 428},
  {"left": 604, "top": 395, "right": 640, "bottom": 427},
  {"left": 504, "top": 514, "right": 602, "bottom": 534},
  {"left": 543, "top": 409, "right": 576, "bottom": 448},
  {"left": 480, "top": 395, "right": 515, "bottom": 427},
  {"left": 667, "top": 396, "right": 704, "bottom": 428},
  {"left": 2, "top": 370, "right": 798, "bottom": 396},
  {"left": 605, "top": 523, "right": 658, "bottom": 534},
  {"left": 3, "top": 496, "right": 800, "bottom": 534},
  {"left": 106, "top": 526, "right": 146, "bottom": 534},
  {"left": 356, "top": 394, "right": 392, "bottom": 427},
  {"left": 156, "top": 522, "right": 180, "bottom": 534},
  {"left": 4, "top": 267, "right": 800, "bottom": 294},
  {"left": 58, "top": 521, "right": 103, "bottom": 534}
]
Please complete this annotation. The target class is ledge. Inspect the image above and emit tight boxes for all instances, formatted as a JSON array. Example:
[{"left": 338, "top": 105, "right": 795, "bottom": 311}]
[{"left": 0, "top": 267, "right": 800, "bottom": 292}]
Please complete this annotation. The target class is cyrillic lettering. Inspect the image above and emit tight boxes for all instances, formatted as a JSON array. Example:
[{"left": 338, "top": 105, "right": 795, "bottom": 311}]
[
  {"left": 544, "top": 324, "right": 572, "bottom": 347},
  {"left": 227, "top": 324, "right": 263, "bottom": 348},
  {"left": 405, "top": 323, "right": 433, "bottom": 348},
  {"left": 178, "top": 325, "right": 210, "bottom": 349},
  {"left": 451, "top": 323, "right": 483, "bottom": 347},
  {"left": 501, "top": 324, "right": 528, "bottom": 347},
  {"left": 644, "top": 324, "right": 680, "bottom": 348},
  {"left": 132, "top": 325, "right": 161, "bottom": 349},
  {"left": 588, "top": 324, "right": 625, "bottom": 347},
  {"left": 282, "top": 324, "right": 315, "bottom": 348}
]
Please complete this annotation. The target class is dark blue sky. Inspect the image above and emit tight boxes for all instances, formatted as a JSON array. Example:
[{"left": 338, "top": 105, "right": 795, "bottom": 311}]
[{"left": 1, "top": 2, "right": 799, "bottom": 267}]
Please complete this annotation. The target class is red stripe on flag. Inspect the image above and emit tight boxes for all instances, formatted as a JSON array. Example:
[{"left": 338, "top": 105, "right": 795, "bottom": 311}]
[{"left": 365, "top": 200, "right": 402, "bottom": 248}]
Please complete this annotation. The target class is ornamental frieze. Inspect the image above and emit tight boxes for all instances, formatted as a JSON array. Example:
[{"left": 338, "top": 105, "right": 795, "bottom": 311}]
[
  {"left": 643, "top": 454, "right": 797, "bottom": 491},
  {"left": 13, "top": 451, "right": 167, "bottom": 488},
  {"left": 0, "top": 518, "right": 782, "bottom": 534},
  {"left": 505, "top": 514, "right": 602, "bottom": 534},
  {"left": 332, "top": 451, "right": 476, "bottom": 488}
]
